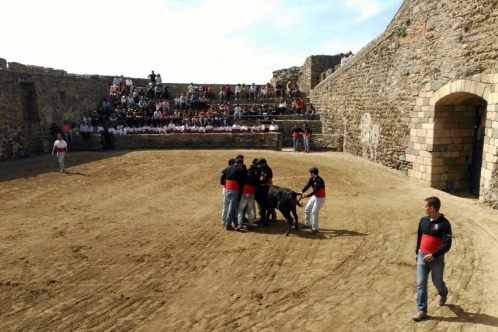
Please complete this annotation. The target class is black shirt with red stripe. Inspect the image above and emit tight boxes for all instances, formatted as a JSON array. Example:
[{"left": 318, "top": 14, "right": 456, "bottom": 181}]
[
  {"left": 259, "top": 165, "right": 273, "bottom": 185},
  {"left": 302, "top": 175, "right": 326, "bottom": 198},
  {"left": 415, "top": 214, "right": 452, "bottom": 258},
  {"left": 241, "top": 173, "right": 259, "bottom": 195},
  {"left": 292, "top": 127, "right": 304, "bottom": 137},
  {"left": 220, "top": 165, "right": 245, "bottom": 190}
]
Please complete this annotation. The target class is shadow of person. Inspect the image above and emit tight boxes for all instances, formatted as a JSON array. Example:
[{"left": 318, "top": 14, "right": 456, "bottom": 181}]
[
  {"left": 64, "top": 171, "right": 86, "bottom": 176},
  {"left": 250, "top": 221, "right": 368, "bottom": 239},
  {"left": 427, "top": 304, "right": 498, "bottom": 327}
]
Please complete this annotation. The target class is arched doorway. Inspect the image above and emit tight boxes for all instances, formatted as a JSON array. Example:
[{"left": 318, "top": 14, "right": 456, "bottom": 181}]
[
  {"left": 433, "top": 93, "right": 487, "bottom": 195},
  {"left": 406, "top": 78, "right": 498, "bottom": 205}
]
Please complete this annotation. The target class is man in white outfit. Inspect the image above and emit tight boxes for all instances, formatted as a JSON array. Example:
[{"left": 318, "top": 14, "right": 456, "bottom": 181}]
[
  {"left": 52, "top": 134, "right": 69, "bottom": 173},
  {"left": 301, "top": 167, "right": 326, "bottom": 234}
]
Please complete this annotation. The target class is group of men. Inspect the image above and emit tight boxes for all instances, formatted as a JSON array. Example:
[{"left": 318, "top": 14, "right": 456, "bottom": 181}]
[
  {"left": 220, "top": 155, "right": 326, "bottom": 234},
  {"left": 340, "top": 51, "right": 354, "bottom": 67}
]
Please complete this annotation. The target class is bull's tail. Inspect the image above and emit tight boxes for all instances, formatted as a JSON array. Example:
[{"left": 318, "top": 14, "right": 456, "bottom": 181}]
[{"left": 292, "top": 192, "right": 303, "bottom": 207}]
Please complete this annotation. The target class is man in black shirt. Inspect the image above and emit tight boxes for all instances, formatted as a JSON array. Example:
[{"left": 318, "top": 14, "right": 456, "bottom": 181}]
[
  {"left": 236, "top": 165, "right": 259, "bottom": 231},
  {"left": 301, "top": 167, "right": 326, "bottom": 234},
  {"left": 148, "top": 71, "right": 156, "bottom": 88},
  {"left": 291, "top": 124, "right": 304, "bottom": 152},
  {"left": 413, "top": 197, "right": 452, "bottom": 322},
  {"left": 258, "top": 158, "right": 276, "bottom": 221},
  {"left": 220, "top": 158, "right": 235, "bottom": 226},
  {"left": 220, "top": 159, "right": 245, "bottom": 230}
]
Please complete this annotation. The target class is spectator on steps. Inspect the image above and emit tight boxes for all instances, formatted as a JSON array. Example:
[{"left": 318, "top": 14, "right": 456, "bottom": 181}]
[
  {"left": 61, "top": 121, "right": 74, "bottom": 144},
  {"left": 148, "top": 70, "right": 156, "bottom": 87},
  {"left": 277, "top": 97, "right": 287, "bottom": 114}
]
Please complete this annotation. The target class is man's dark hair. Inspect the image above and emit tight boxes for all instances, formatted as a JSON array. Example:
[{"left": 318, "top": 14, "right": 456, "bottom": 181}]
[
  {"left": 228, "top": 158, "right": 236, "bottom": 166},
  {"left": 252, "top": 158, "right": 259, "bottom": 164},
  {"left": 248, "top": 165, "right": 256, "bottom": 173},
  {"left": 309, "top": 167, "right": 319, "bottom": 175},
  {"left": 236, "top": 154, "right": 244, "bottom": 159},
  {"left": 235, "top": 159, "right": 243, "bottom": 165},
  {"left": 257, "top": 158, "right": 267, "bottom": 165},
  {"left": 425, "top": 197, "right": 441, "bottom": 211}
]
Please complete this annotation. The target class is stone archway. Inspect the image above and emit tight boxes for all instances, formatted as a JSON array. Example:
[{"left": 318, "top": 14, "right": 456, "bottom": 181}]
[{"left": 406, "top": 77, "right": 498, "bottom": 204}]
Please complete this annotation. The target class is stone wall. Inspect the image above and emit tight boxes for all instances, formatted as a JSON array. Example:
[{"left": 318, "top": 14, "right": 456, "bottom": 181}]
[
  {"left": 298, "top": 55, "right": 341, "bottom": 94},
  {"left": 270, "top": 67, "right": 301, "bottom": 88},
  {"left": 41, "top": 133, "right": 283, "bottom": 152},
  {"left": 310, "top": 0, "right": 498, "bottom": 207}
]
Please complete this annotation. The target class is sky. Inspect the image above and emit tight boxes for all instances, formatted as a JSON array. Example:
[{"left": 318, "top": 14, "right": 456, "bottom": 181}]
[{"left": 1, "top": 0, "right": 403, "bottom": 84}]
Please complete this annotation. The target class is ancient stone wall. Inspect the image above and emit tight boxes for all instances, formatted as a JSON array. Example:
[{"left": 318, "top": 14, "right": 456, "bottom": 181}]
[
  {"left": 270, "top": 67, "right": 301, "bottom": 88},
  {"left": 298, "top": 55, "right": 341, "bottom": 94},
  {"left": 310, "top": 0, "right": 498, "bottom": 207}
]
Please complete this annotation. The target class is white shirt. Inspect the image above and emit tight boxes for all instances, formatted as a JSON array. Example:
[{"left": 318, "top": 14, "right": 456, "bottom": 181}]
[
  {"left": 259, "top": 124, "right": 265, "bottom": 131},
  {"left": 108, "top": 127, "right": 116, "bottom": 135},
  {"left": 278, "top": 101, "right": 286, "bottom": 108},
  {"left": 54, "top": 140, "right": 67, "bottom": 149},
  {"left": 241, "top": 125, "right": 248, "bottom": 132},
  {"left": 206, "top": 124, "right": 214, "bottom": 131},
  {"left": 167, "top": 123, "right": 176, "bottom": 130},
  {"left": 234, "top": 106, "right": 242, "bottom": 114},
  {"left": 269, "top": 124, "right": 279, "bottom": 131},
  {"left": 126, "top": 79, "right": 133, "bottom": 86},
  {"left": 80, "top": 124, "right": 89, "bottom": 132},
  {"left": 97, "top": 126, "right": 105, "bottom": 133},
  {"left": 113, "top": 78, "right": 120, "bottom": 86},
  {"left": 232, "top": 124, "right": 241, "bottom": 130},
  {"left": 251, "top": 125, "right": 258, "bottom": 132},
  {"left": 341, "top": 57, "right": 346, "bottom": 66}
]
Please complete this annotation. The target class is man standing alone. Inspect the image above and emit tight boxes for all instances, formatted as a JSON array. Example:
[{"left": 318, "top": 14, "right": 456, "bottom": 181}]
[
  {"left": 413, "top": 197, "right": 452, "bottom": 322},
  {"left": 301, "top": 167, "right": 325, "bottom": 234},
  {"left": 52, "top": 134, "right": 69, "bottom": 173},
  {"left": 291, "top": 124, "right": 304, "bottom": 152}
]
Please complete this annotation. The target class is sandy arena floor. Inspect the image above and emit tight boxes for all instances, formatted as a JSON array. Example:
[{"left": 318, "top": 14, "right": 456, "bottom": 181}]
[{"left": 0, "top": 149, "right": 497, "bottom": 331}]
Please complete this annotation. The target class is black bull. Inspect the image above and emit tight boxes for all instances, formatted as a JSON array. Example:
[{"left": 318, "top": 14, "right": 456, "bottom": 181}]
[{"left": 255, "top": 184, "right": 303, "bottom": 236}]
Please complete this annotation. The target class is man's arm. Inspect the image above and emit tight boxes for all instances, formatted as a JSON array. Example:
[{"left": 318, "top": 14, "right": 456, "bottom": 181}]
[
  {"left": 431, "top": 222, "right": 452, "bottom": 258},
  {"left": 301, "top": 178, "right": 312, "bottom": 194}
]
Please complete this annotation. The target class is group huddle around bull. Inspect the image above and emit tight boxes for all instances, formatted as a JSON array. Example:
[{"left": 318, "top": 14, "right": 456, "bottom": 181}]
[{"left": 220, "top": 155, "right": 326, "bottom": 236}]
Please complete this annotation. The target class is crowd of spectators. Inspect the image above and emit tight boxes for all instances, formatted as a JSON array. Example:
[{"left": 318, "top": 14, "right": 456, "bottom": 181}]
[{"left": 52, "top": 71, "right": 320, "bottom": 145}]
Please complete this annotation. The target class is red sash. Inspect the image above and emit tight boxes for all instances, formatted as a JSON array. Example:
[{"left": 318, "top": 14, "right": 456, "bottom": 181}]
[
  {"left": 314, "top": 188, "right": 326, "bottom": 197},
  {"left": 56, "top": 147, "right": 65, "bottom": 152},
  {"left": 242, "top": 184, "right": 255, "bottom": 195},
  {"left": 420, "top": 234, "right": 443, "bottom": 255},
  {"left": 225, "top": 180, "right": 239, "bottom": 191}
]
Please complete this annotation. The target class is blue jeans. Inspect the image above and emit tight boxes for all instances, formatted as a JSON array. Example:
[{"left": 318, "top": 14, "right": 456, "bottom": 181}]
[
  {"left": 63, "top": 132, "right": 73, "bottom": 143},
  {"left": 304, "top": 196, "right": 325, "bottom": 230},
  {"left": 416, "top": 250, "right": 448, "bottom": 312},
  {"left": 221, "top": 188, "right": 228, "bottom": 225},
  {"left": 303, "top": 137, "right": 310, "bottom": 152},
  {"left": 225, "top": 190, "right": 239, "bottom": 227},
  {"left": 57, "top": 152, "right": 66, "bottom": 171},
  {"left": 293, "top": 137, "right": 300, "bottom": 152},
  {"left": 237, "top": 194, "right": 255, "bottom": 226}
]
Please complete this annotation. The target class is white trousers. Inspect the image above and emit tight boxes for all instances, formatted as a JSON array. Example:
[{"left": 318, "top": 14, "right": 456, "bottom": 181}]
[{"left": 304, "top": 196, "right": 325, "bottom": 231}]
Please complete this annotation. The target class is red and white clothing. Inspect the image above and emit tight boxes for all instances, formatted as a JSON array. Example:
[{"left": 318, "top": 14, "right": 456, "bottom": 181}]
[
  {"left": 251, "top": 125, "right": 259, "bottom": 133},
  {"left": 206, "top": 124, "right": 214, "bottom": 133},
  {"left": 240, "top": 125, "right": 248, "bottom": 133},
  {"left": 97, "top": 126, "right": 105, "bottom": 136},
  {"left": 269, "top": 124, "right": 279, "bottom": 132},
  {"left": 232, "top": 124, "right": 241, "bottom": 133}
]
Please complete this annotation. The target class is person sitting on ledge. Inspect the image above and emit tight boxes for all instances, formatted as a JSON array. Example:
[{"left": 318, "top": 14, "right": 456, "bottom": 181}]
[
  {"left": 206, "top": 121, "right": 214, "bottom": 133},
  {"left": 296, "top": 98, "right": 306, "bottom": 115},
  {"left": 269, "top": 121, "right": 279, "bottom": 132},
  {"left": 259, "top": 121, "right": 266, "bottom": 133},
  {"left": 167, "top": 120, "right": 175, "bottom": 134},
  {"left": 251, "top": 123, "right": 259, "bottom": 133},
  {"left": 191, "top": 123, "right": 200, "bottom": 133},
  {"left": 232, "top": 121, "right": 241, "bottom": 133},
  {"left": 292, "top": 82, "right": 299, "bottom": 97},
  {"left": 80, "top": 123, "right": 90, "bottom": 142},
  {"left": 305, "top": 103, "right": 317, "bottom": 120},
  {"left": 61, "top": 121, "right": 74, "bottom": 144},
  {"left": 240, "top": 122, "right": 248, "bottom": 133},
  {"left": 199, "top": 123, "right": 206, "bottom": 133}
]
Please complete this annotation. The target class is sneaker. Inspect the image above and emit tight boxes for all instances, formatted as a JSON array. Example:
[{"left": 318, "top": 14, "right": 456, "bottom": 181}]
[
  {"left": 226, "top": 225, "right": 234, "bottom": 231},
  {"left": 412, "top": 310, "right": 427, "bottom": 322},
  {"left": 246, "top": 225, "right": 254, "bottom": 231},
  {"left": 439, "top": 296, "right": 447, "bottom": 306},
  {"left": 301, "top": 225, "right": 311, "bottom": 229},
  {"left": 311, "top": 229, "right": 319, "bottom": 234},
  {"left": 235, "top": 224, "right": 242, "bottom": 231}
]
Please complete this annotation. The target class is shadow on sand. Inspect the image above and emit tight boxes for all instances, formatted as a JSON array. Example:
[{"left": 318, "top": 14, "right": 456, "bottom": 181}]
[
  {"left": 235, "top": 219, "right": 368, "bottom": 239},
  {"left": 427, "top": 304, "right": 498, "bottom": 328}
]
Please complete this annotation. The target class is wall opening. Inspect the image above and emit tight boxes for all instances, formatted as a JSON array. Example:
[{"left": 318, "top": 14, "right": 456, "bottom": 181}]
[
  {"left": 20, "top": 82, "right": 39, "bottom": 123},
  {"left": 433, "top": 92, "right": 487, "bottom": 194}
]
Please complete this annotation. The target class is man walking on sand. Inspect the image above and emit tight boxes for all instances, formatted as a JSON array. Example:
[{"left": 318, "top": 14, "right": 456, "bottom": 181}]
[
  {"left": 413, "top": 196, "right": 452, "bottom": 322},
  {"left": 52, "top": 133, "right": 69, "bottom": 173}
]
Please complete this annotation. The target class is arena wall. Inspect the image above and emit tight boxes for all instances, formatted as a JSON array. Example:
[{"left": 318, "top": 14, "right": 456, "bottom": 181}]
[{"left": 310, "top": 0, "right": 498, "bottom": 207}]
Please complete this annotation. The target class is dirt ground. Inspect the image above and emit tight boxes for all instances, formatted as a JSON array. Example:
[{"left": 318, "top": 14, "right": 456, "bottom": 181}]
[{"left": 0, "top": 149, "right": 497, "bottom": 332}]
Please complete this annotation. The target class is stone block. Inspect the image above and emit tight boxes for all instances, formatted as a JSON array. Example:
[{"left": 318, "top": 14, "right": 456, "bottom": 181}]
[
  {"left": 431, "top": 81, "right": 444, "bottom": 91},
  {"left": 450, "top": 81, "right": 458, "bottom": 93},
  {"left": 406, "top": 154, "right": 417, "bottom": 163},
  {"left": 443, "top": 158, "right": 458, "bottom": 166},
  {"left": 481, "top": 74, "right": 495, "bottom": 84},
  {"left": 448, "top": 165, "right": 468, "bottom": 174},
  {"left": 444, "top": 83, "right": 451, "bottom": 96},
  {"left": 413, "top": 170, "right": 422, "bottom": 179},
  {"left": 434, "top": 129, "right": 450, "bottom": 137},
  {"left": 482, "top": 168, "right": 492, "bottom": 180},
  {"left": 470, "top": 80, "right": 479, "bottom": 94},
  {"left": 423, "top": 173, "right": 441, "bottom": 182},
  {"left": 416, "top": 129, "right": 427, "bottom": 137},
  {"left": 464, "top": 80, "right": 472, "bottom": 93},
  {"left": 408, "top": 169, "right": 415, "bottom": 177},
  {"left": 432, "top": 158, "right": 444, "bottom": 166},
  {"left": 485, "top": 152, "right": 495, "bottom": 162},
  {"left": 432, "top": 182, "right": 447, "bottom": 190},
  {"left": 477, "top": 83, "right": 486, "bottom": 97},
  {"left": 487, "top": 162, "right": 496, "bottom": 170},
  {"left": 432, "top": 166, "right": 449, "bottom": 173},
  {"left": 483, "top": 87, "right": 490, "bottom": 101}
]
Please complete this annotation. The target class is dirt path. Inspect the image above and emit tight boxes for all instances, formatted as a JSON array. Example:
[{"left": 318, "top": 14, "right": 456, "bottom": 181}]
[{"left": 0, "top": 150, "right": 497, "bottom": 331}]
